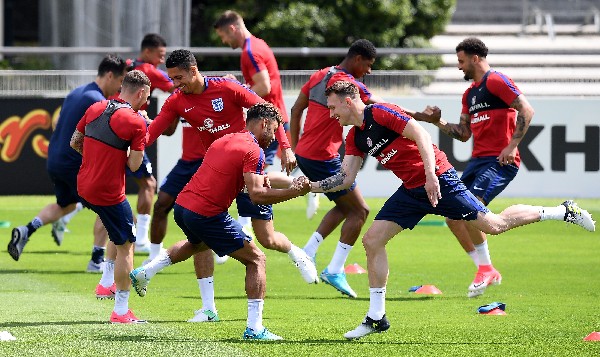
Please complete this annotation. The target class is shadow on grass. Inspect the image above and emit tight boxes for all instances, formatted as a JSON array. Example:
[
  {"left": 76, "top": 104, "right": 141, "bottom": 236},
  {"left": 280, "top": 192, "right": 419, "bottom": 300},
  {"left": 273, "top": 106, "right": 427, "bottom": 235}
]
[
  {"left": 0, "top": 269, "right": 91, "bottom": 275},
  {"left": 0, "top": 320, "right": 106, "bottom": 328}
]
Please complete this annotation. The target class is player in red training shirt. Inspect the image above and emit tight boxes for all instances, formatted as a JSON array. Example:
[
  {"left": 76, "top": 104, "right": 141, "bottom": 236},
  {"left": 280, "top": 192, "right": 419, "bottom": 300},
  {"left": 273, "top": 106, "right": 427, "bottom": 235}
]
[
  {"left": 289, "top": 39, "right": 385, "bottom": 298},
  {"left": 107, "top": 33, "right": 176, "bottom": 253},
  {"left": 70, "top": 70, "right": 151, "bottom": 324},
  {"left": 309, "top": 81, "right": 593, "bottom": 340},
  {"left": 213, "top": 10, "right": 296, "bottom": 233},
  {"left": 416, "top": 37, "right": 536, "bottom": 298},
  {"left": 145, "top": 49, "right": 317, "bottom": 322},
  {"left": 131, "top": 103, "right": 312, "bottom": 340}
]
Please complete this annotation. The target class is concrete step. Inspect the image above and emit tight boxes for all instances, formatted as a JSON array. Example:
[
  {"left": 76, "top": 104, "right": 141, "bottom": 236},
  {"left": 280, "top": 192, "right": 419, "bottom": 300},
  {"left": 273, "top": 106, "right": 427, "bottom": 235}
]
[
  {"left": 421, "top": 81, "right": 600, "bottom": 96},
  {"left": 433, "top": 66, "right": 600, "bottom": 81}
]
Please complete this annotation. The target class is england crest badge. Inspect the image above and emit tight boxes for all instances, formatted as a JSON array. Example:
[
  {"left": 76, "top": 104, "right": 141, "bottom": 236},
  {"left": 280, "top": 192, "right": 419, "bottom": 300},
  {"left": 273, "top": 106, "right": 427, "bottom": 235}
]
[{"left": 211, "top": 98, "right": 224, "bottom": 112}]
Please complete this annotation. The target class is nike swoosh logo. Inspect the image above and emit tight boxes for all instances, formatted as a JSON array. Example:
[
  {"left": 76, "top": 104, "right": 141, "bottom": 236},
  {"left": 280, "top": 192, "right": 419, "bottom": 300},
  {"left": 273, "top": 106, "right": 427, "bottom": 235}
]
[
  {"left": 473, "top": 185, "right": 483, "bottom": 191},
  {"left": 472, "top": 282, "right": 485, "bottom": 288},
  {"left": 462, "top": 213, "right": 470, "bottom": 218},
  {"left": 184, "top": 107, "right": 195, "bottom": 113}
]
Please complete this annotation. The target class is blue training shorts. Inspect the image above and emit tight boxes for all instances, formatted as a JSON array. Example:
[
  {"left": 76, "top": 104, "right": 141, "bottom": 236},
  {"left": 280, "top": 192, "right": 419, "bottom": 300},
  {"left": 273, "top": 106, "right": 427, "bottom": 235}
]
[
  {"left": 375, "top": 168, "right": 489, "bottom": 230},
  {"left": 126, "top": 152, "right": 153, "bottom": 179},
  {"left": 173, "top": 204, "right": 252, "bottom": 257},
  {"left": 461, "top": 156, "right": 518, "bottom": 205},
  {"left": 235, "top": 192, "right": 273, "bottom": 220},
  {"left": 296, "top": 154, "right": 356, "bottom": 201},
  {"left": 47, "top": 166, "right": 80, "bottom": 208},
  {"left": 81, "top": 198, "right": 136, "bottom": 245},
  {"left": 159, "top": 158, "right": 203, "bottom": 197}
]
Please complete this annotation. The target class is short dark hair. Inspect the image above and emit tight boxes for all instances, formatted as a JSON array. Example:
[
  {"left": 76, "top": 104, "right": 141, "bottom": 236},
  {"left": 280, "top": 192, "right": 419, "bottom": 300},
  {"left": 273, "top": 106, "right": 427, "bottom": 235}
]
[
  {"left": 97, "top": 54, "right": 126, "bottom": 77},
  {"left": 456, "top": 37, "right": 488, "bottom": 58},
  {"left": 141, "top": 33, "right": 167, "bottom": 51},
  {"left": 325, "top": 80, "right": 359, "bottom": 99},
  {"left": 213, "top": 10, "right": 243, "bottom": 29},
  {"left": 346, "top": 39, "right": 377, "bottom": 60},
  {"left": 165, "top": 49, "right": 197, "bottom": 70},
  {"left": 246, "top": 102, "right": 283, "bottom": 126},
  {"left": 122, "top": 70, "right": 151, "bottom": 93}
]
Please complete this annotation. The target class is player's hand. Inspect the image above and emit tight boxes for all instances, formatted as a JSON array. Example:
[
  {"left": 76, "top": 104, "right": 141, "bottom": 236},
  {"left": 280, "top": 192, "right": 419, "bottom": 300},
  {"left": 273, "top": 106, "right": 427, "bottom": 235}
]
[
  {"left": 292, "top": 176, "right": 311, "bottom": 195},
  {"left": 497, "top": 145, "right": 518, "bottom": 166},
  {"left": 263, "top": 175, "right": 272, "bottom": 188},
  {"left": 417, "top": 106, "right": 441, "bottom": 124},
  {"left": 424, "top": 175, "right": 441, "bottom": 207},
  {"left": 280, "top": 148, "right": 297, "bottom": 175}
]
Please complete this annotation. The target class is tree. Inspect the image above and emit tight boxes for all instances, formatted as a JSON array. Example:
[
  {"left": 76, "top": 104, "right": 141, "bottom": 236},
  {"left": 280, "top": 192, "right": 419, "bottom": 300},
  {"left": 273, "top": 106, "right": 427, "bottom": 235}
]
[{"left": 191, "top": 0, "right": 455, "bottom": 70}]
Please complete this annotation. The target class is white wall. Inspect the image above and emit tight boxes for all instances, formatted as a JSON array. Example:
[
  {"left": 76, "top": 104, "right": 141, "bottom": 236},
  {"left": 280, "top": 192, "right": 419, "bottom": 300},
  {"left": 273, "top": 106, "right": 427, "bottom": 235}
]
[{"left": 156, "top": 94, "right": 600, "bottom": 198}]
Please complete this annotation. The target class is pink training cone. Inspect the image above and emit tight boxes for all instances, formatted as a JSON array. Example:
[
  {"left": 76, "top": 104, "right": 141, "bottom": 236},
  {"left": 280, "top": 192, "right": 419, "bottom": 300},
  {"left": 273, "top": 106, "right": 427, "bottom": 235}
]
[
  {"left": 480, "top": 308, "right": 506, "bottom": 315},
  {"left": 414, "top": 284, "right": 443, "bottom": 295},
  {"left": 584, "top": 332, "right": 600, "bottom": 341},
  {"left": 344, "top": 263, "right": 367, "bottom": 274}
]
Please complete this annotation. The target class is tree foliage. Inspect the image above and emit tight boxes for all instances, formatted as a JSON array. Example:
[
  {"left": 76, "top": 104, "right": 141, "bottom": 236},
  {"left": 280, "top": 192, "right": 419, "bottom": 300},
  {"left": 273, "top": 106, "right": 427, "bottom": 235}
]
[{"left": 191, "top": 0, "right": 456, "bottom": 70}]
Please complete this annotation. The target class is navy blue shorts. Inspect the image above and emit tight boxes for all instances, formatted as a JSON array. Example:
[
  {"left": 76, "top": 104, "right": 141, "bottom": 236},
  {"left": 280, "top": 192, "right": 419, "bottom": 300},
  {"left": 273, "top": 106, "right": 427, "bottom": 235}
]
[
  {"left": 263, "top": 122, "right": 289, "bottom": 165},
  {"left": 159, "top": 158, "right": 203, "bottom": 197},
  {"left": 173, "top": 204, "right": 252, "bottom": 257},
  {"left": 47, "top": 166, "right": 80, "bottom": 208},
  {"left": 375, "top": 168, "right": 490, "bottom": 230},
  {"left": 296, "top": 154, "right": 356, "bottom": 201},
  {"left": 235, "top": 192, "right": 273, "bottom": 220},
  {"left": 81, "top": 198, "right": 136, "bottom": 245},
  {"left": 461, "top": 156, "right": 518, "bottom": 205},
  {"left": 126, "top": 152, "right": 153, "bottom": 178}
]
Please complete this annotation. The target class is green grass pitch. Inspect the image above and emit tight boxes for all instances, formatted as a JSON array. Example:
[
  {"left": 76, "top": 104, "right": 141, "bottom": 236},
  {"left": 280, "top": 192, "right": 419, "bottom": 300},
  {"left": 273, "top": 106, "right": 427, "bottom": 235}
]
[{"left": 0, "top": 195, "right": 599, "bottom": 356}]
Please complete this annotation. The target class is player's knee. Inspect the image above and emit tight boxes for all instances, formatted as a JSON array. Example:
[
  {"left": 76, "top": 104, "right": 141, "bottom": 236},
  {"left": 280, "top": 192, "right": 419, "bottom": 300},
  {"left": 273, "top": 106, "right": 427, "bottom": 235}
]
[{"left": 361, "top": 233, "right": 380, "bottom": 253}]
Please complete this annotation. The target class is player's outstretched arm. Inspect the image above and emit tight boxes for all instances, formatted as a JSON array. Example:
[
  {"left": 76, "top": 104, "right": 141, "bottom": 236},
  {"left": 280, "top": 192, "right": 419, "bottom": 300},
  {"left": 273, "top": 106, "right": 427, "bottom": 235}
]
[
  {"left": 310, "top": 155, "right": 362, "bottom": 193},
  {"left": 245, "top": 172, "right": 310, "bottom": 205}
]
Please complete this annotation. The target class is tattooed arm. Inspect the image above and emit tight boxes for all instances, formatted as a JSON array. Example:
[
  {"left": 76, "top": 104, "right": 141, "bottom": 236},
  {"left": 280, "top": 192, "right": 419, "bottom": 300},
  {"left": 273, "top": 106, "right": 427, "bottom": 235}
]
[
  {"left": 497, "top": 94, "right": 535, "bottom": 165},
  {"left": 70, "top": 129, "right": 84, "bottom": 155},
  {"left": 434, "top": 112, "right": 472, "bottom": 142},
  {"left": 310, "top": 155, "right": 363, "bottom": 193}
]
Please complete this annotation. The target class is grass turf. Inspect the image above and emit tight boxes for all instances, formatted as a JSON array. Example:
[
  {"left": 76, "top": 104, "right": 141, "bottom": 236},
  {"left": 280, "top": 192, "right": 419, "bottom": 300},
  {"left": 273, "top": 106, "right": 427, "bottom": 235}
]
[{"left": 0, "top": 195, "right": 599, "bottom": 356}]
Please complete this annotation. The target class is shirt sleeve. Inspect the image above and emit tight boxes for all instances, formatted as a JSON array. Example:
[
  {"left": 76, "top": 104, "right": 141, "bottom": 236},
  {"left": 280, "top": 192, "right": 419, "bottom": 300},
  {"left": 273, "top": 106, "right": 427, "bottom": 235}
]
[
  {"left": 147, "top": 95, "right": 179, "bottom": 145},
  {"left": 243, "top": 144, "right": 264, "bottom": 174},
  {"left": 487, "top": 72, "right": 521, "bottom": 106},
  {"left": 344, "top": 128, "right": 364, "bottom": 157},
  {"left": 372, "top": 104, "right": 410, "bottom": 134},
  {"left": 130, "top": 113, "right": 147, "bottom": 151}
]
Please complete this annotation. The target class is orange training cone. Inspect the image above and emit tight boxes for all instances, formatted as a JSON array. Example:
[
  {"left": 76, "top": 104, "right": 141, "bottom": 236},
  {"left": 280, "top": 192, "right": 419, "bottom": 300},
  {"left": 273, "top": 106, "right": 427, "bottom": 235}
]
[
  {"left": 584, "top": 332, "right": 600, "bottom": 341},
  {"left": 480, "top": 308, "right": 506, "bottom": 315},
  {"left": 414, "top": 284, "right": 443, "bottom": 295},
  {"left": 344, "top": 263, "right": 367, "bottom": 274}
]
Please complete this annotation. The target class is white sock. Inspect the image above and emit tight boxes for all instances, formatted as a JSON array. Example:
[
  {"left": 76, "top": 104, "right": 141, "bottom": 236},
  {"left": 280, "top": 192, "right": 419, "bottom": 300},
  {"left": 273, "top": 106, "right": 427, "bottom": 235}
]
[
  {"left": 99, "top": 259, "right": 115, "bottom": 287},
  {"left": 114, "top": 290, "right": 130, "bottom": 315},
  {"left": 62, "top": 202, "right": 83, "bottom": 224},
  {"left": 144, "top": 250, "right": 172, "bottom": 279},
  {"left": 303, "top": 232, "right": 323, "bottom": 258},
  {"left": 149, "top": 243, "right": 163, "bottom": 259},
  {"left": 238, "top": 216, "right": 251, "bottom": 227},
  {"left": 135, "top": 214, "right": 151, "bottom": 244},
  {"left": 198, "top": 277, "right": 216, "bottom": 312},
  {"left": 475, "top": 241, "right": 492, "bottom": 266},
  {"left": 327, "top": 242, "right": 352, "bottom": 274},
  {"left": 367, "top": 287, "right": 386, "bottom": 320},
  {"left": 539, "top": 205, "right": 567, "bottom": 221},
  {"left": 247, "top": 299, "right": 264, "bottom": 332},
  {"left": 467, "top": 250, "right": 479, "bottom": 267},
  {"left": 287, "top": 244, "right": 304, "bottom": 262}
]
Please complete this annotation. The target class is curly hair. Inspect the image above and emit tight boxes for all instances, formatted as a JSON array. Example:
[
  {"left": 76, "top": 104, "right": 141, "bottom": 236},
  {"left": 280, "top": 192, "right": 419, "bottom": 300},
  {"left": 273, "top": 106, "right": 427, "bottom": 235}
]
[
  {"left": 166, "top": 49, "right": 197, "bottom": 70},
  {"left": 346, "top": 39, "right": 377, "bottom": 60},
  {"left": 325, "top": 80, "right": 359, "bottom": 99},
  {"left": 246, "top": 102, "right": 283, "bottom": 126},
  {"left": 456, "top": 37, "right": 488, "bottom": 58}
]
